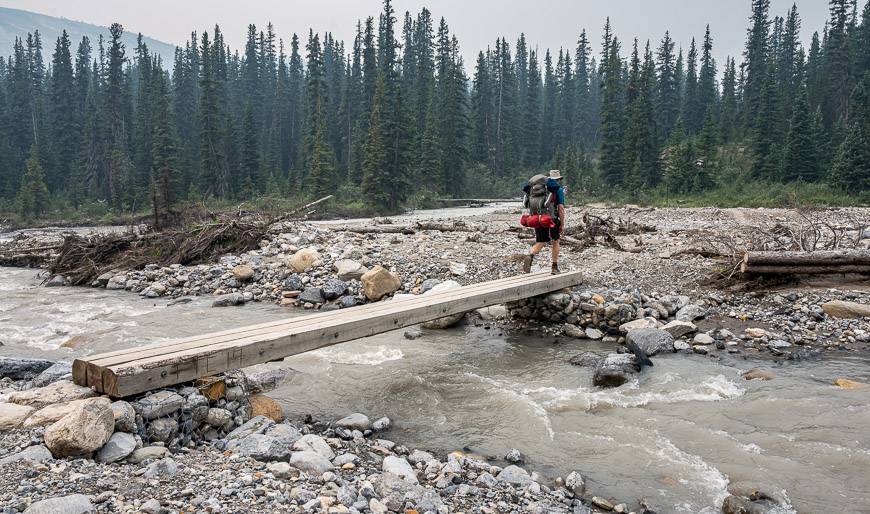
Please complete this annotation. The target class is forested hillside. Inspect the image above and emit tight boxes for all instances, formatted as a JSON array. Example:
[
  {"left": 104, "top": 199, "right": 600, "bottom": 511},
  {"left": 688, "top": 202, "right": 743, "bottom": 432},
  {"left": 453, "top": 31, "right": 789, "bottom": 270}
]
[{"left": 1, "top": 0, "right": 869, "bottom": 221}]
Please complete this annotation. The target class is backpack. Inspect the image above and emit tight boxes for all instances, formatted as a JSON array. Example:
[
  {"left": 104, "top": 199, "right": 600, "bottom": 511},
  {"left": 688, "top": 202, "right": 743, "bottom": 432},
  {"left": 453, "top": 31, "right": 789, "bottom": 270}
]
[{"left": 526, "top": 174, "right": 554, "bottom": 216}]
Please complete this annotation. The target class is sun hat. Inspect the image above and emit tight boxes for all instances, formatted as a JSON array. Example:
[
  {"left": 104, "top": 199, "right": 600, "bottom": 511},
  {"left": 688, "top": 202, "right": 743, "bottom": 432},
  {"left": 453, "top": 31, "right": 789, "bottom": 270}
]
[{"left": 548, "top": 170, "right": 563, "bottom": 180}]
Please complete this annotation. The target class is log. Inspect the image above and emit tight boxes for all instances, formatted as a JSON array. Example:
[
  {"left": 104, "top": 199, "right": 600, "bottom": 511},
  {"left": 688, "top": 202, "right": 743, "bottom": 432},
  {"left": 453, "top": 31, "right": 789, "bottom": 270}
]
[
  {"left": 414, "top": 221, "right": 477, "bottom": 232},
  {"left": 331, "top": 225, "right": 416, "bottom": 235},
  {"left": 742, "top": 250, "right": 870, "bottom": 266},
  {"left": 740, "top": 264, "right": 870, "bottom": 275}
]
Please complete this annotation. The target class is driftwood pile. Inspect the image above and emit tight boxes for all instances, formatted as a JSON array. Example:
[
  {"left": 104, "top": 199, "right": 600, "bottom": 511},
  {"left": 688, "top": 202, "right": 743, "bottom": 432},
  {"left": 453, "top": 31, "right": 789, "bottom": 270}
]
[{"left": 513, "top": 212, "right": 656, "bottom": 252}]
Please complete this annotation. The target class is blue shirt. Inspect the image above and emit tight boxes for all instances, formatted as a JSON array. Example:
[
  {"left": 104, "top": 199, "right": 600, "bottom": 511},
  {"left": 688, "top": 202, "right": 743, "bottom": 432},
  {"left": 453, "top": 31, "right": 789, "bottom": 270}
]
[{"left": 523, "top": 179, "right": 565, "bottom": 205}]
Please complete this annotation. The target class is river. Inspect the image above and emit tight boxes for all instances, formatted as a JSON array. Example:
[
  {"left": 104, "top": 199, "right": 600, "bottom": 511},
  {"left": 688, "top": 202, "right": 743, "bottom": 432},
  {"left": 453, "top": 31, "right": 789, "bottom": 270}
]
[{"left": 1, "top": 222, "right": 869, "bottom": 512}]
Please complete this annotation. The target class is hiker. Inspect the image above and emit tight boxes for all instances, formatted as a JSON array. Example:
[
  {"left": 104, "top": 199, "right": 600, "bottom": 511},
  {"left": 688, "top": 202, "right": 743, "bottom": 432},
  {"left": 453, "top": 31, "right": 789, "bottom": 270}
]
[{"left": 522, "top": 170, "right": 566, "bottom": 274}]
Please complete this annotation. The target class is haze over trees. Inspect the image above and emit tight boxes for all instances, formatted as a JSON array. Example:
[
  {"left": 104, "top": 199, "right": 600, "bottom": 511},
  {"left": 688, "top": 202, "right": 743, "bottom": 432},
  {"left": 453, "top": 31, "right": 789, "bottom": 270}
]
[{"left": 0, "top": 0, "right": 868, "bottom": 219}]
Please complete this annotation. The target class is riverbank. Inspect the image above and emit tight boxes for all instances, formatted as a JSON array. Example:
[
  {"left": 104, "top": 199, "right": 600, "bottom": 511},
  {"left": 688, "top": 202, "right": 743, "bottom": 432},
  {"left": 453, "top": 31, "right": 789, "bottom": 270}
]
[{"left": 1, "top": 204, "right": 869, "bottom": 512}]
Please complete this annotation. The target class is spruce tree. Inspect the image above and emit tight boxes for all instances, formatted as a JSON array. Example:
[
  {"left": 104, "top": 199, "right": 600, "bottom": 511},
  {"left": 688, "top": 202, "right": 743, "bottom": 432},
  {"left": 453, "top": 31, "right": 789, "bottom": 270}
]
[
  {"left": 781, "top": 87, "right": 820, "bottom": 181},
  {"left": 655, "top": 32, "right": 679, "bottom": 142},
  {"left": 682, "top": 38, "right": 701, "bottom": 134},
  {"left": 18, "top": 143, "right": 49, "bottom": 219},
  {"left": 698, "top": 26, "right": 717, "bottom": 123},
  {"left": 149, "top": 66, "right": 177, "bottom": 228},
  {"left": 48, "top": 30, "right": 77, "bottom": 192},
  {"left": 598, "top": 37, "right": 626, "bottom": 185},
  {"left": 829, "top": 121, "right": 870, "bottom": 191}
]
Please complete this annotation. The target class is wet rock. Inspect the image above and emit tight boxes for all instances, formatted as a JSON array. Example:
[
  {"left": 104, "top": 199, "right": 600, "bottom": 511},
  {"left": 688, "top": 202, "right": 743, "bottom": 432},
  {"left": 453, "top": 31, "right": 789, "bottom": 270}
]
[
  {"left": 673, "top": 340, "right": 691, "bottom": 352},
  {"left": 335, "top": 260, "right": 368, "bottom": 281},
  {"left": 361, "top": 265, "right": 401, "bottom": 301},
  {"left": 496, "top": 465, "right": 533, "bottom": 487},
  {"left": 565, "top": 471, "right": 586, "bottom": 496},
  {"left": 289, "top": 450, "right": 334, "bottom": 474},
  {"left": 834, "top": 378, "right": 865, "bottom": 390},
  {"left": 336, "top": 413, "right": 371, "bottom": 431},
  {"left": 289, "top": 247, "right": 321, "bottom": 273},
  {"left": 0, "top": 402, "right": 35, "bottom": 430},
  {"left": 675, "top": 304, "right": 707, "bottom": 322},
  {"left": 111, "top": 400, "right": 137, "bottom": 432},
  {"left": 820, "top": 300, "right": 870, "bottom": 319},
  {"left": 371, "top": 416, "right": 391, "bottom": 431},
  {"left": 563, "top": 323, "right": 586, "bottom": 339},
  {"left": 592, "top": 354, "right": 638, "bottom": 388},
  {"left": 592, "top": 496, "right": 615, "bottom": 510},
  {"left": 292, "top": 434, "right": 335, "bottom": 459},
  {"left": 243, "top": 367, "right": 293, "bottom": 393},
  {"left": 44, "top": 397, "right": 114, "bottom": 458},
  {"left": 743, "top": 369, "right": 776, "bottom": 381},
  {"left": 212, "top": 292, "right": 246, "bottom": 307},
  {"left": 403, "top": 328, "right": 422, "bottom": 340},
  {"left": 0, "top": 357, "right": 55, "bottom": 380},
  {"left": 134, "top": 391, "right": 185, "bottom": 420},
  {"left": 721, "top": 495, "right": 768, "bottom": 514},
  {"left": 45, "top": 275, "right": 68, "bottom": 287},
  {"left": 382, "top": 456, "right": 418, "bottom": 483},
  {"left": 585, "top": 327, "right": 604, "bottom": 340},
  {"left": 692, "top": 345, "right": 709, "bottom": 355},
  {"left": 0, "top": 444, "right": 53, "bottom": 465},
  {"left": 569, "top": 352, "right": 603, "bottom": 367},
  {"left": 504, "top": 448, "right": 524, "bottom": 463},
  {"left": 233, "top": 265, "right": 255, "bottom": 282},
  {"left": 662, "top": 320, "right": 697, "bottom": 339},
  {"left": 32, "top": 361, "right": 73, "bottom": 386},
  {"left": 298, "top": 287, "right": 325, "bottom": 304},
  {"left": 126, "top": 446, "right": 170, "bottom": 464},
  {"left": 249, "top": 395, "right": 284, "bottom": 422},
  {"left": 23, "top": 494, "right": 94, "bottom": 514},
  {"left": 422, "top": 281, "right": 465, "bottom": 328},
  {"left": 322, "top": 279, "right": 348, "bottom": 300},
  {"left": 95, "top": 432, "right": 136, "bottom": 463},
  {"left": 626, "top": 328, "right": 674, "bottom": 356}
]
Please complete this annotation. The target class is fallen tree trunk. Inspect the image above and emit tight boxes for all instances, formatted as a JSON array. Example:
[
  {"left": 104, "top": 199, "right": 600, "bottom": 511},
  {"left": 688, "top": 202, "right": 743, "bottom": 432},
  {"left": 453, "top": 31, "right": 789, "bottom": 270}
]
[
  {"left": 743, "top": 250, "right": 870, "bottom": 266},
  {"left": 331, "top": 225, "right": 416, "bottom": 235},
  {"left": 414, "top": 221, "right": 478, "bottom": 232},
  {"left": 740, "top": 264, "right": 870, "bottom": 275}
]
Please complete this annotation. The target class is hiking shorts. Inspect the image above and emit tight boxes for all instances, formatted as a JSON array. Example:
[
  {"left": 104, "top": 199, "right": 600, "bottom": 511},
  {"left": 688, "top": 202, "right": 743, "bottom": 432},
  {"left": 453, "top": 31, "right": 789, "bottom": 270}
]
[{"left": 534, "top": 219, "right": 561, "bottom": 243}]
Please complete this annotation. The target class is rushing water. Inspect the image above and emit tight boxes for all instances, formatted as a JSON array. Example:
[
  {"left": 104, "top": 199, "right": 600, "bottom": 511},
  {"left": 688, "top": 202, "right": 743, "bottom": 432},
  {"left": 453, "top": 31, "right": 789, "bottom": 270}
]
[{"left": 1, "top": 266, "right": 869, "bottom": 513}]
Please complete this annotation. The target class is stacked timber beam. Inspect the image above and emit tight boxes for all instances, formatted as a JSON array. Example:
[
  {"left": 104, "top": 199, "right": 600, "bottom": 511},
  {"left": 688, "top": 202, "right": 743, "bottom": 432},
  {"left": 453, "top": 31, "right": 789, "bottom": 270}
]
[
  {"left": 73, "top": 271, "right": 583, "bottom": 397},
  {"left": 741, "top": 250, "right": 870, "bottom": 275}
]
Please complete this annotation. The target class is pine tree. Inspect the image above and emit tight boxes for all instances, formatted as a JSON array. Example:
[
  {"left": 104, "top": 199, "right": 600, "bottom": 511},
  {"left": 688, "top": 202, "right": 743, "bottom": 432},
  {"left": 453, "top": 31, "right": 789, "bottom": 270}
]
[
  {"left": 719, "top": 58, "right": 738, "bottom": 142},
  {"left": 824, "top": 0, "right": 854, "bottom": 124},
  {"left": 149, "top": 65, "right": 177, "bottom": 228},
  {"left": 656, "top": 31, "right": 679, "bottom": 142},
  {"left": 829, "top": 121, "right": 870, "bottom": 191},
  {"left": 682, "top": 38, "right": 701, "bottom": 134},
  {"left": 599, "top": 37, "right": 626, "bottom": 185},
  {"left": 240, "top": 102, "right": 260, "bottom": 194},
  {"left": 744, "top": 0, "right": 772, "bottom": 131},
  {"left": 751, "top": 63, "right": 783, "bottom": 179},
  {"left": 781, "top": 87, "right": 821, "bottom": 181},
  {"left": 18, "top": 143, "right": 49, "bottom": 219},
  {"left": 105, "top": 23, "right": 133, "bottom": 207},
  {"left": 698, "top": 26, "right": 717, "bottom": 123},
  {"left": 309, "top": 116, "right": 337, "bottom": 198},
  {"left": 47, "top": 30, "right": 77, "bottom": 191},
  {"left": 362, "top": 75, "right": 388, "bottom": 209},
  {"left": 198, "top": 30, "right": 228, "bottom": 197}
]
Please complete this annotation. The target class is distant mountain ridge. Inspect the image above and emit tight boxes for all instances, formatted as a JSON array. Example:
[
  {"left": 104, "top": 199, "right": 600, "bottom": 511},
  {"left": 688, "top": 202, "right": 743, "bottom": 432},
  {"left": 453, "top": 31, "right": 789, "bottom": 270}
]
[{"left": 0, "top": 7, "right": 176, "bottom": 63}]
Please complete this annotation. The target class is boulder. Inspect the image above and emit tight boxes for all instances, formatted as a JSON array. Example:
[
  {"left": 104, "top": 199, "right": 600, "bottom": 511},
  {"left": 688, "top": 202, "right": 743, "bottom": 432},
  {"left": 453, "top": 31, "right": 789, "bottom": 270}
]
[
  {"left": 361, "top": 266, "right": 401, "bottom": 301},
  {"left": 562, "top": 324, "right": 587, "bottom": 339},
  {"left": 146, "top": 418, "right": 178, "bottom": 442},
  {"left": 225, "top": 416, "right": 275, "bottom": 442},
  {"left": 834, "top": 378, "right": 865, "bottom": 390},
  {"left": 372, "top": 416, "right": 391, "bottom": 431},
  {"left": 143, "top": 457, "right": 178, "bottom": 478},
  {"left": 476, "top": 305, "right": 507, "bottom": 320},
  {"left": 0, "top": 402, "right": 34, "bottom": 430},
  {"left": 298, "top": 287, "right": 325, "bottom": 304},
  {"left": 233, "top": 265, "right": 255, "bottom": 282},
  {"left": 496, "top": 465, "right": 533, "bottom": 487},
  {"left": 44, "top": 275, "right": 68, "bottom": 287},
  {"left": 0, "top": 445, "right": 53, "bottom": 466},
  {"left": 134, "top": 391, "right": 185, "bottom": 420},
  {"left": 721, "top": 495, "right": 768, "bottom": 514},
  {"left": 382, "top": 456, "right": 418, "bottom": 484},
  {"left": 282, "top": 275, "right": 304, "bottom": 292},
  {"left": 23, "top": 494, "right": 94, "bottom": 514},
  {"left": 322, "top": 279, "right": 348, "bottom": 300},
  {"left": 111, "top": 400, "right": 137, "bottom": 432},
  {"left": 228, "top": 433, "right": 294, "bottom": 461},
  {"left": 569, "top": 352, "right": 603, "bottom": 367},
  {"left": 292, "top": 433, "right": 334, "bottom": 460},
  {"left": 675, "top": 304, "right": 707, "bottom": 322},
  {"left": 95, "top": 432, "right": 137, "bottom": 463},
  {"left": 565, "top": 471, "right": 586, "bottom": 496},
  {"left": 24, "top": 399, "right": 90, "bottom": 428},
  {"left": 289, "top": 248, "right": 321, "bottom": 273},
  {"left": 249, "top": 395, "right": 284, "bottom": 422},
  {"left": 742, "top": 369, "right": 776, "bottom": 381},
  {"left": 44, "top": 397, "right": 114, "bottom": 458},
  {"left": 407, "top": 449, "right": 435, "bottom": 465},
  {"left": 205, "top": 408, "right": 233, "bottom": 428},
  {"left": 126, "top": 446, "right": 170, "bottom": 464},
  {"left": 289, "top": 450, "right": 334, "bottom": 474},
  {"left": 212, "top": 292, "right": 246, "bottom": 307},
  {"left": 422, "top": 280, "right": 465, "bottom": 329},
  {"left": 335, "top": 260, "right": 368, "bottom": 281},
  {"left": 592, "top": 354, "right": 639, "bottom": 388},
  {"left": 32, "top": 362, "right": 73, "bottom": 386},
  {"left": 6, "top": 381, "right": 96, "bottom": 409},
  {"left": 244, "top": 367, "right": 294, "bottom": 393},
  {"left": 584, "top": 327, "right": 604, "bottom": 340},
  {"left": 821, "top": 300, "right": 870, "bottom": 319},
  {"left": 618, "top": 317, "right": 661, "bottom": 333},
  {"left": 335, "top": 413, "right": 371, "bottom": 431},
  {"left": 0, "top": 357, "right": 55, "bottom": 380},
  {"left": 626, "top": 328, "right": 675, "bottom": 356},
  {"left": 693, "top": 333, "right": 715, "bottom": 345},
  {"left": 662, "top": 320, "right": 697, "bottom": 339}
]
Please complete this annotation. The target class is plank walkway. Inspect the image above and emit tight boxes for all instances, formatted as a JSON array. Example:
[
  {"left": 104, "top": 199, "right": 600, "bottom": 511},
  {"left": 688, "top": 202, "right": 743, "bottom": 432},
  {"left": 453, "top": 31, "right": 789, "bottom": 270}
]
[{"left": 72, "top": 271, "right": 583, "bottom": 397}]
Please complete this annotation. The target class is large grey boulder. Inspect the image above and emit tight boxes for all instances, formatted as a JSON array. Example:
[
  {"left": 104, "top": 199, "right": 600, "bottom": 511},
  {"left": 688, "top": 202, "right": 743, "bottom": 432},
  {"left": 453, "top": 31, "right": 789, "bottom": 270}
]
[
  {"left": 496, "top": 465, "right": 534, "bottom": 487},
  {"left": 0, "top": 445, "right": 53, "bottom": 466},
  {"left": 225, "top": 415, "right": 274, "bottom": 442},
  {"left": 592, "top": 354, "right": 639, "bottom": 388},
  {"left": 662, "top": 320, "right": 697, "bottom": 339},
  {"left": 292, "top": 434, "right": 334, "bottom": 460},
  {"left": 227, "top": 433, "right": 293, "bottom": 461},
  {"left": 289, "top": 450, "right": 334, "bottom": 474},
  {"left": 0, "top": 357, "right": 55, "bottom": 380},
  {"left": 335, "top": 413, "right": 371, "bottom": 431},
  {"left": 626, "top": 328, "right": 675, "bottom": 356},
  {"left": 382, "top": 456, "right": 418, "bottom": 484},
  {"left": 212, "top": 292, "right": 246, "bottom": 307},
  {"left": 32, "top": 362, "right": 73, "bottom": 386},
  {"left": 95, "top": 432, "right": 136, "bottom": 463},
  {"left": 675, "top": 304, "right": 707, "bottom": 322},
  {"left": 133, "top": 391, "right": 184, "bottom": 420},
  {"left": 23, "top": 494, "right": 94, "bottom": 514},
  {"left": 44, "top": 397, "right": 114, "bottom": 458}
]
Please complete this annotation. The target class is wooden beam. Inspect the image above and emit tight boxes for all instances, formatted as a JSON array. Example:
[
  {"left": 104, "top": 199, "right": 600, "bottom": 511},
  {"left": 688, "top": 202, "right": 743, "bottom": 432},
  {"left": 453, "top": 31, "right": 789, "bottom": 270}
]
[{"left": 73, "top": 271, "right": 582, "bottom": 397}]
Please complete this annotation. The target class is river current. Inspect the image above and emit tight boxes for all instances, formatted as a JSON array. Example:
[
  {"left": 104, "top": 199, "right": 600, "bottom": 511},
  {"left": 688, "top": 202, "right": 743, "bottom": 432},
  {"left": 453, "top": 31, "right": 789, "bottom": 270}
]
[{"left": 1, "top": 244, "right": 869, "bottom": 512}]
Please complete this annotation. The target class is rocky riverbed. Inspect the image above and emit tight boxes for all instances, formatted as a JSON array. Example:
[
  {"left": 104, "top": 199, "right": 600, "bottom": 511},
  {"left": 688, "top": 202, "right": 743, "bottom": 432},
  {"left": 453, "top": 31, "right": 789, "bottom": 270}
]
[{"left": 1, "top": 204, "right": 869, "bottom": 513}]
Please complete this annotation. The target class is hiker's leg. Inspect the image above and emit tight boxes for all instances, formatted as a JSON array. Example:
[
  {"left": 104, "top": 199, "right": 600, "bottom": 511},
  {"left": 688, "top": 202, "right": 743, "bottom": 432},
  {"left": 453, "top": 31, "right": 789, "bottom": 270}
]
[
  {"left": 530, "top": 242, "right": 546, "bottom": 255},
  {"left": 552, "top": 240, "right": 560, "bottom": 263}
]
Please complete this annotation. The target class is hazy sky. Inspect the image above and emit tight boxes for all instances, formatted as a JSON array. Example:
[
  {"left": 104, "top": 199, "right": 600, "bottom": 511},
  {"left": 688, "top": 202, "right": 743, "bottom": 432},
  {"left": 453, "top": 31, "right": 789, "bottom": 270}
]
[{"left": 2, "top": 0, "right": 830, "bottom": 70}]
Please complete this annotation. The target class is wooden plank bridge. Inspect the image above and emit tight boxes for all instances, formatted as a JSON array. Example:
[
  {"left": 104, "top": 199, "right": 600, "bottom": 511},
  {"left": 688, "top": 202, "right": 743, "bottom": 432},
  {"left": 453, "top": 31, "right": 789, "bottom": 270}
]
[{"left": 72, "top": 271, "right": 583, "bottom": 397}]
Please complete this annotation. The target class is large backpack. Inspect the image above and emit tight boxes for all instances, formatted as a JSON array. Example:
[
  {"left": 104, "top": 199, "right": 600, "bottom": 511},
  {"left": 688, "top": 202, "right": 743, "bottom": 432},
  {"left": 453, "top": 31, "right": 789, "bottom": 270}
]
[{"left": 526, "top": 174, "right": 554, "bottom": 216}]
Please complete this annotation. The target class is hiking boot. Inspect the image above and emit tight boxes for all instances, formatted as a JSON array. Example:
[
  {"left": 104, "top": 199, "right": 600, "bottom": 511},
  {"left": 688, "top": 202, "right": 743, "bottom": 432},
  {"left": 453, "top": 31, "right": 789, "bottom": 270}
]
[
  {"left": 551, "top": 262, "right": 561, "bottom": 275},
  {"left": 522, "top": 254, "right": 535, "bottom": 273}
]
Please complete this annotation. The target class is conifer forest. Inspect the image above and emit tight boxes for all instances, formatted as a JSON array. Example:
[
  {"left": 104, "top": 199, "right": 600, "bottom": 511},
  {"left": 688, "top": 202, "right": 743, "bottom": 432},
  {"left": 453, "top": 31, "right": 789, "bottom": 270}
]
[{"left": 1, "top": 0, "right": 869, "bottom": 220}]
